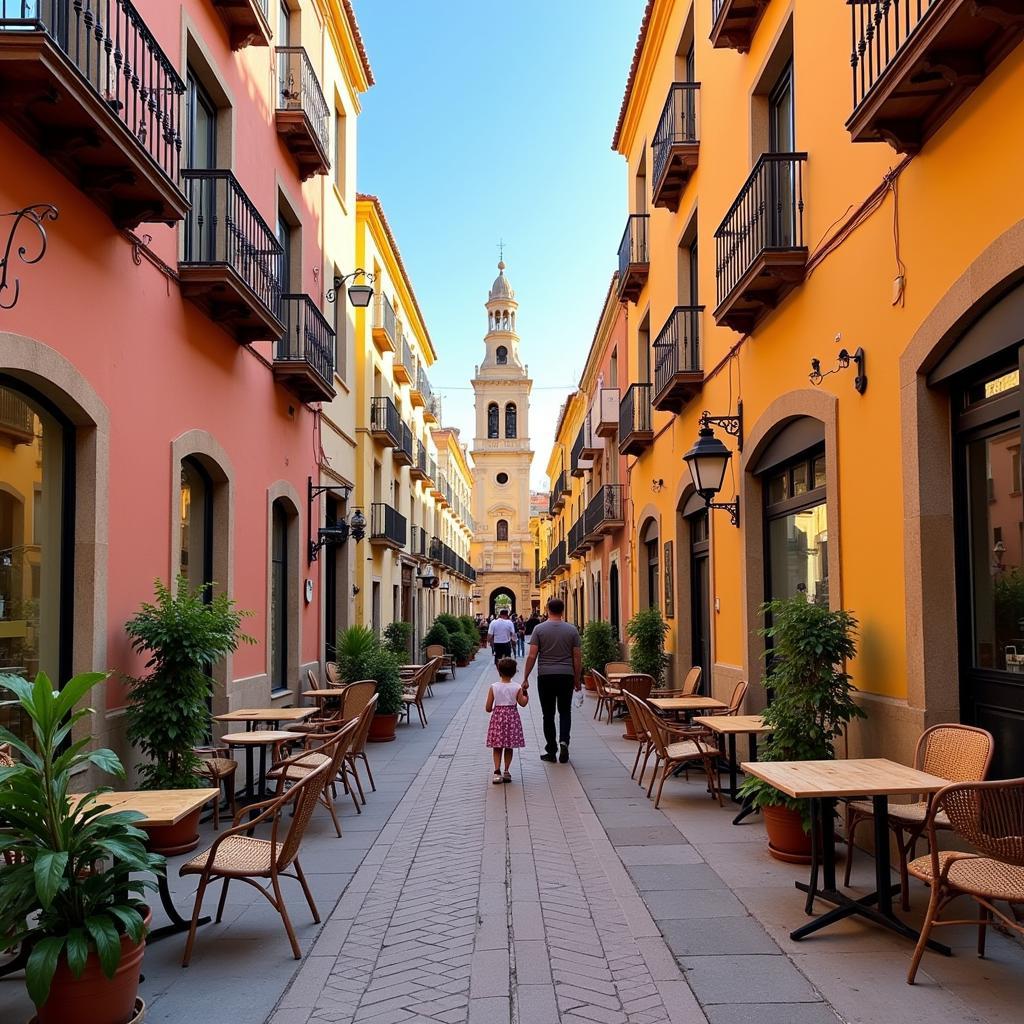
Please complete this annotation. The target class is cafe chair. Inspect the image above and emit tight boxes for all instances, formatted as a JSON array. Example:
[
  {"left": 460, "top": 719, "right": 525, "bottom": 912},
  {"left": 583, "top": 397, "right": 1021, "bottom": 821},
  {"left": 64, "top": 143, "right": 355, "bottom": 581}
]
[
  {"left": 401, "top": 662, "right": 434, "bottom": 728},
  {"left": 344, "top": 696, "right": 380, "bottom": 809},
  {"left": 844, "top": 723, "right": 993, "bottom": 909},
  {"left": 179, "top": 759, "right": 332, "bottom": 964},
  {"left": 621, "top": 689, "right": 655, "bottom": 783},
  {"left": 906, "top": 778, "right": 1024, "bottom": 984},
  {"left": 425, "top": 644, "right": 454, "bottom": 680},
  {"left": 591, "top": 670, "right": 614, "bottom": 722},
  {"left": 193, "top": 745, "right": 238, "bottom": 829},
  {"left": 647, "top": 665, "right": 702, "bottom": 700},
  {"left": 325, "top": 661, "right": 339, "bottom": 686},
  {"left": 604, "top": 661, "right": 630, "bottom": 676},
  {"left": 609, "top": 673, "right": 654, "bottom": 726}
]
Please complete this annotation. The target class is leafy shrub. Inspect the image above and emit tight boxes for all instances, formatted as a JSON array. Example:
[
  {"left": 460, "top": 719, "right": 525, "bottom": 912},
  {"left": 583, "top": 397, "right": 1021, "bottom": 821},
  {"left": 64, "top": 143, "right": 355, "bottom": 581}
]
[
  {"left": 458, "top": 615, "right": 480, "bottom": 646},
  {"left": 435, "top": 613, "right": 462, "bottom": 638},
  {"left": 582, "top": 620, "right": 621, "bottom": 675},
  {"left": 626, "top": 607, "right": 670, "bottom": 685},
  {"left": 382, "top": 621, "right": 413, "bottom": 658},
  {"left": 336, "top": 625, "right": 404, "bottom": 716},
  {"left": 446, "top": 629, "right": 472, "bottom": 662},
  {"left": 421, "top": 622, "right": 452, "bottom": 652}
]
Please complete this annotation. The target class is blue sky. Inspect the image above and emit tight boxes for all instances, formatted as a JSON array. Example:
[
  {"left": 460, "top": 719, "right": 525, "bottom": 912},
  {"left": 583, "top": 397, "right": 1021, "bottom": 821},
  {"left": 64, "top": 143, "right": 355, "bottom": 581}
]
[{"left": 354, "top": 0, "right": 642, "bottom": 489}]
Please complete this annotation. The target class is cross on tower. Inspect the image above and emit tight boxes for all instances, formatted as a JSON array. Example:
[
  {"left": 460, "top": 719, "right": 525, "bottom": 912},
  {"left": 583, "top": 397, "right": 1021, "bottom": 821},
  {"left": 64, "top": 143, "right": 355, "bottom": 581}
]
[{"left": 497, "top": 238, "right": 507, "bottom": 264}]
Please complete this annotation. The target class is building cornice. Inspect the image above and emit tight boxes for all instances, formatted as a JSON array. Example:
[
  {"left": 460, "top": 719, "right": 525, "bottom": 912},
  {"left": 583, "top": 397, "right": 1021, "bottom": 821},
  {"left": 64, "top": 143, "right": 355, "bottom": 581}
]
[{"left": 612, "top": 0, "right": 672, "bottom": 157}]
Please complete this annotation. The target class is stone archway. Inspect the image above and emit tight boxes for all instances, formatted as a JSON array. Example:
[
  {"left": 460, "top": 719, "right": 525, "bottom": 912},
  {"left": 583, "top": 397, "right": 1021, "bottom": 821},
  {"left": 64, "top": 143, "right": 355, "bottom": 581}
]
[{"left": 489, "top": 586, "right": 516, "bottom": 617}]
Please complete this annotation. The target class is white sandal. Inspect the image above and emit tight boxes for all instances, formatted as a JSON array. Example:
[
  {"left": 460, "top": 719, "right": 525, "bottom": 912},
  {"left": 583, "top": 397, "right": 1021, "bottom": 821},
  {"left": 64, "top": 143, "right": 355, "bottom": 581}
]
[{"left": 492, "top": 770, "right": 503, "bottom": 785}]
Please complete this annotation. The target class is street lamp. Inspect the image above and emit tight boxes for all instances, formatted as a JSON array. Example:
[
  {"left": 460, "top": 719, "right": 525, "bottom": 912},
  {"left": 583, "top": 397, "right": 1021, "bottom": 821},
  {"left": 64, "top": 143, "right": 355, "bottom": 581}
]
[
  {"left": 326, "top": 268, "right": 375, "bottom": 307},
  {"left": 307, "top": 478, "right": 365, "bottom": 563},
  {"left": 682, "top": 406, "right": 744, "bottom": 528}
]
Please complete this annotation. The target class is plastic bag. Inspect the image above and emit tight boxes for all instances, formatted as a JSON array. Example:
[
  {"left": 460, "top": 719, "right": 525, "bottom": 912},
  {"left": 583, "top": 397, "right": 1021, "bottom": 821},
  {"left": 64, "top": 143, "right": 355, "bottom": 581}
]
[{"left": 573, "top": 688, "right": 585, "bottom": 710}]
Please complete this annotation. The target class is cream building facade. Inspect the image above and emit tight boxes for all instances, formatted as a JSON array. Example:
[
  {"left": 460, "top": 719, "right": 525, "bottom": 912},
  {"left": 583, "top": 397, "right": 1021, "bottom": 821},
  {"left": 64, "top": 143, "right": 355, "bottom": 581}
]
[{"left": 470, "top": 263, "right": 535, "bottom": 616}]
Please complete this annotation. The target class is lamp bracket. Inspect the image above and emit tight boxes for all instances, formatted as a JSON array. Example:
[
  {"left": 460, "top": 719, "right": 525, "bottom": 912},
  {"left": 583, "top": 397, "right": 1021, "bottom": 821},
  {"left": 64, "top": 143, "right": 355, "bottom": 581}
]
[
  {"left": 308, "top": 475, "right": 353, "bottom": 564},
  {"left": 702, "top": 497, "right": 740, "bottom": 528},
  {"left": 809, "top": 346, "right": 867, "bottom": 394},
  {"left": 326, "top": 267, "right": 374, "bottom": 304},
  {"left": 699, "top": 400, "right": 744, "bottom": 451}
]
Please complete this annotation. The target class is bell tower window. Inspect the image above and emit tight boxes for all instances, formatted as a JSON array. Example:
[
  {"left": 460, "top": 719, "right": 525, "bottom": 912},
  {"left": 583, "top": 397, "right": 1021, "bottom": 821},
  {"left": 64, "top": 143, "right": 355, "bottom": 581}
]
[
  {"left": 488, "top": 402, "right": 499, "bottom": 438},
  {"left": 496, "top": 346, "right": 508, "bottom": 365}
]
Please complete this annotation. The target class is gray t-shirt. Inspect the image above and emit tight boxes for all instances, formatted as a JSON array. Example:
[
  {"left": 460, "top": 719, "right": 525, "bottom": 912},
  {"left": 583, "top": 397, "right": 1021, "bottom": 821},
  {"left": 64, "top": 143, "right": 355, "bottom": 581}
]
[{"left": 530, "top": 620, "right": 581, "bottom": 676}]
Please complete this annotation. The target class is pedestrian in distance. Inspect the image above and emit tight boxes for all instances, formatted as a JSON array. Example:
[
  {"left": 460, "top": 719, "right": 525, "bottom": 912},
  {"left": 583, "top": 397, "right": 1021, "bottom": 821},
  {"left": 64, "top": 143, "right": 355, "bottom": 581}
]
[
  {"left": 515, "top": 615, "right": 527, "bottom": 657},
  {"left": 485, "top": 657, "right": 528, "bottom": 784},
  {"left": 523, "top": 597, "right": 582, "bottom": 763},
  {"left": 487, "top": 607, "right": 517, "bottom": 665}
]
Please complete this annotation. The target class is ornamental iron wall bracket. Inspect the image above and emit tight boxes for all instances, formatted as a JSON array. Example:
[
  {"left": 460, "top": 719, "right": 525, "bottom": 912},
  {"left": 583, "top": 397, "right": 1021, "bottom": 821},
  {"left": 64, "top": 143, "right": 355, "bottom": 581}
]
[
  {"left": 0, "top": 205, "right": 59, "bottom": 310},
  {"left": 810, "top": 344, "right": 867, "bottom": 394},
  {"left": 699, "top": 399, "right": 744, "bottom": 452},
  {"left": 308, "top": 476, "right": 358, "bottom": 564}
]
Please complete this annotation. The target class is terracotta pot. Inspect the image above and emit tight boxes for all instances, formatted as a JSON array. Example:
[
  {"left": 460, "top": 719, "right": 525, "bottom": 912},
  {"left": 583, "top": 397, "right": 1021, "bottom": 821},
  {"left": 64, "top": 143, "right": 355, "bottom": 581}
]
[
  {"left": 36, "top": 913, "right": 150, "bottom": 1024},
  {"left": 368, "top": 712, "right": 398, "bottom": 743},
  {"left": 142, "top": 806, "right": 202, "bottom": 856},
  {"left": 583, "top": 672, "right": 597, "bottom": 692},
  {"left": 763, "top": 804, "right": 812, "bottom": 863},
  {"left": 622, "top": 715, "right": 638, "bottom": 741},
  {"left": 456, "top": 657, "right": 469, "bottom": 667}
]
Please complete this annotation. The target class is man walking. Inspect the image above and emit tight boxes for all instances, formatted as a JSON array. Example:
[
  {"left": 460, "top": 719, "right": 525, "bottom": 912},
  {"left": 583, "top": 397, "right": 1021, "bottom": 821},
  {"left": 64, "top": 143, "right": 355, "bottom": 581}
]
[
  {"left": 487, "top": 608, "right": 517, "bottom": 666},
  {"left": 523, "top": 598, "right": 581, "bottom": 763}
]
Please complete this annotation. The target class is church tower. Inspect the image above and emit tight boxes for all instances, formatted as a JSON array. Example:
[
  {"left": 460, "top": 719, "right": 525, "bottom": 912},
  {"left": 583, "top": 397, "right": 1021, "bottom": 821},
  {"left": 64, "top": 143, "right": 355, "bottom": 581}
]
[{"left": 470, "top": 261, "right": 535, "bottom": 617}]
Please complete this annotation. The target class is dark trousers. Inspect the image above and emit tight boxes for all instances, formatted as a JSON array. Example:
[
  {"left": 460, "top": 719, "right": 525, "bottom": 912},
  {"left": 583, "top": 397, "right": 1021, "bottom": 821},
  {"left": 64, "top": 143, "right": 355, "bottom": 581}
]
[
  {"left": 538, "top": 674, "right": 575, "bottom": 755},
  {"left": 492, "top": 642, "right": 512, "bottom": 664}
]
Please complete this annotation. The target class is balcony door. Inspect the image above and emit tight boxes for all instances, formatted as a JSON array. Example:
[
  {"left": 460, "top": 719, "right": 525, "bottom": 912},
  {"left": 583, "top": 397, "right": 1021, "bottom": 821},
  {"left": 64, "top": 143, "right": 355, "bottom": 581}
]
[
  {"left": 688, "top": 508, "right": 710, "bottom": 695},
  {"left": 185, "top": 71, "right": 217, "bottom": 261},
  {"left": 768, "top": 62, "right": 795, "bottom": 248}
]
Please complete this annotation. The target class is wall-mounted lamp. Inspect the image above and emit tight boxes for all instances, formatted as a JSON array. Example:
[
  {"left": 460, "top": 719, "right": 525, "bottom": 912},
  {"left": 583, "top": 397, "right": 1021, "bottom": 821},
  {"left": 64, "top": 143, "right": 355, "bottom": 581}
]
[
  {"left": 682, "top": 404, "right": 744, "bottom": 528},
  {"left": 419, "top": 567, "right": 440, "bottom": 589},
  {"left": 439, "top": 582, "right": 451, "bottom": 593},
  {"left": 326, "top": 267, "right": 375, "bottom": 307},
  {"left": 651, "top": 479, "right": 665, "bottom": 493},
  {"left": 307, "top": 477, "right": 364, "bottom": 564},
  {"left": 810, "top": 335, "right": 867, "bottom": 394}
]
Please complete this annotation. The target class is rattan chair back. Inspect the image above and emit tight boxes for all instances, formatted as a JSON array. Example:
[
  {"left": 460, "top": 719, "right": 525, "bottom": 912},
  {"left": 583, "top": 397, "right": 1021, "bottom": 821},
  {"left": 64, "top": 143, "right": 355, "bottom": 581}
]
[
  {"left": 277, "top": 760, "right": 333, "bottom": 867},
  {"left": 681, "top": 666, "right": 701, "bottom": 696},
  {"left": 916, "top": 724, "right": 993, "bottom": 784},
  {"left": 306, "top": 667, "right": 322, "bottom": 693},
  {"left": 425, "top": 644, "right": 446, "bottom": 659},
  {"left": 936, "top": 779, "right": 1024, "bottom": 866},
  {"left": 325, "top": 661, "right": 339, "bottom": 685},
  {"left": 726, "top": 680, "right": 748, "bottom": 715},
  {"left": 624, "top": 693, "right": 667, "bottom": 759},
  {"left": 591, "top": 670, "right": 610, "bottom": 698},
  {"left": 618, "top": 674, "right": 654, "bottom": 701},
  {"left": 620, "top": 689, "right": 649, "bottom": 741},
  {"left": 605, "top": 661, "right": 630, "bottom": 675},
  {"left": 340, "top": 680, "right": 376, "bottom": 722},
  {"left": 349, "top": 694, "right": 379, "bottom": 755}
]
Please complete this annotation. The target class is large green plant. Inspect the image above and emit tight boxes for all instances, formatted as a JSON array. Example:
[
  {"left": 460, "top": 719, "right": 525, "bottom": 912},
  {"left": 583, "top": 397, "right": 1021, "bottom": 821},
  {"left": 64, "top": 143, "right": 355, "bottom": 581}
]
[
  {"left": 336, "top": 626, "right": 405, "bottom": 716},
  {"left": 581, "top": 620, "right": 621, "bottom": 675},
  {"left": 124, "top": 577, "right": 253, "bottom": 790},
  {"left": 738, "top": 595, "right": 865, "bottom": 829},
  {"left": 626, "top": 607, "right": 670, "bottom": 685},
  {"left": 0, "top": 672, "right": 164, "bottom": 1008},
  {"left": 435, "top": 613, "right": 462, "bottom": 638},
  {"left": 382, "top": 621, "right": 413, "bottom": 658},
  {"left": 458, "top": 616, "right": 479, "bottom": 646},
  {"left": 421, "top": 622, "right": 452, "bottom": 652},
  {"left": 446, "top": 628, "right": 472, "bottom": 662}
]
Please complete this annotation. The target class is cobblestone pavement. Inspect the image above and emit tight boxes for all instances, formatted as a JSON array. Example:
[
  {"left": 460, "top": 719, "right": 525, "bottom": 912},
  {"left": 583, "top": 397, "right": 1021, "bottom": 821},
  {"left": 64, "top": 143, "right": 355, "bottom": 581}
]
[{"left": 270, "top": 657, "right": 703, "bottom": 1024}]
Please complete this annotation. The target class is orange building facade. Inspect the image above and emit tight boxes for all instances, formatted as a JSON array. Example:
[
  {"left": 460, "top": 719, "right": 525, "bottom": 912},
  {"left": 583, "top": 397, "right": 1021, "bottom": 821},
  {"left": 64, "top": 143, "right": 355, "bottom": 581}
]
[
  {"left": 595, "top": 0, "right": 1024, "bottom": 777},
  {"left": 0, "top": 0, "right": 372, "bottom": 764}
]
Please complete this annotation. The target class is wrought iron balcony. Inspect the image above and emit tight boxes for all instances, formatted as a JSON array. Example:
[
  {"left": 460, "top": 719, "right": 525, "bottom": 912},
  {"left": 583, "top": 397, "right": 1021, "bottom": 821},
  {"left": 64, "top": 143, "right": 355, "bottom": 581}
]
[
  {"left": 426, "top": 456, "right": 437, "bottom": 486},
  {"left": 210, "top": 0, "right": 271, "bottom": 50},
  {"left": 180, "top": 169, "right": 284, "bottom": 343},
  {"left": 584, "top": 484, "right": 625, "bottom": 542},
  {"left": 847, "top": 0, "right": 1024, "bottom": 153},
  {"left": 369, "top": 395, "right": 401, "bottom": 447},
  {"left": 710, "top": 0, "right": 770, "bottom": 52},
  {"left": 653, "top": 306, "right": 703, "bottom": 412},
  {"left": 652, "top": 83, "right": 700, "bottom": 212},
  {"left": 571, "top": 415, "right": 600, "bottom": 477},
  {"left": 550, "top": 541, "right": 568, "bottom": 576},
  {"left": 550, "top": 471, "right": 568, "bottom": 513},
  {"left": 433, "top": 472, "right": 450, "bottom": 507},
  {"left": 424, "top": 392, "right": 441, "bottom": 425},
  {"left": 369, "top": 502, "right": 406, "bottom": 550},
  {"left": 274, "top": 294, "right": 335, "bottom": 403},
  {"left": 394, "top": 330, "right": 414, "bottom": 384},
  {"left": 713, "top": 152, "right": 807, "bottom": 334},
  {"left": 0, "top": 0, "right": 188, "bottom": 228},
  {"left": 617, "top": 214, "right": 650, "bottom": 303},
  {"left": 619, "top": 383, "right": 654, "bottom": 456},
  {"left": 275, "top": 47, "right": 330, "bottom": 178},
  {"left": 429, "top": 536, "right": 443, "bottom": 563},
  {"left": 372, "top": 294, "right": 397, "bottom": 353},
  {"left": 410, "top": 438, "right": 428, "bottom": 481},
  {"left": 0, "top": 387, "right": 34, "bottom": 444},
  {"left": 595, "top": 388, "right": 620, "bottom": 438},
  {"left": 408, "top": 524, "right": 425, "bottom": 559},
  {"left": 393, "top": 421, "right": 413, "bottom": 466},
  {"left": 569, "top": 517, "right": 591, "bottom": 557}
]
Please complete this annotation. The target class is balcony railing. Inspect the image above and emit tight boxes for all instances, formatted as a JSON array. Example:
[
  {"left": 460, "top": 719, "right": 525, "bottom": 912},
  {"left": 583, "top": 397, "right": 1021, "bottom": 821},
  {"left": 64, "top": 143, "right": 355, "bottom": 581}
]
[
  {"left": 550, "top": 471, "right": 568, "bottom": 514},
  {"left": 0, "top": 0, "right": 188, "bottom": 226},
  {"left": 619, "top": 383, "right": 654, "bottom": 456},
  {"left": 417, "top": 366, "right": 433, "bottom": 405},
  {"left": 274, "top": 294, "right": 335, "bottom": 402},
  {"left": 652, "top": 83, "right": 700, "bottom": 211},
  {"left": 569, "top": 516, "right": 591, "bottom": 557},
  {"left": 275, "top": 46, "right": 330, "bottom": 178},
  {"left": 0, "top": 387, "right": 34, "bottom": 443},
  {"left": 180, "top": 169, "right": 284, "bottom": 342},
  {"left": 584, "top": 484, "right": 625, "bottom": 540},
  {"left": 394, "top": 421, "right": 413, "bottom": 466},
  {"left": 425, "top": 392, "right": 442, "bottom": 424},
  {"left": 410, "top": 438, "right": 428, "bottom": 480},
  {"left": 427, "top": 456, "right": 437, "bottom": 486},
  {"left": 713, "top": 152, "right": 807, "bottom": 334},
  {"left": 653, "top": 306, "right": 703, "bottom": 412},
  {"left": 710, "top": 0, "right": 770, "bottom": 52},
  {"left": 369, "top": 503, "right": 406, "bottom": 549},
  {"left": 617, "top": 214, "right": 650, "bottom": 302},
  {"left": 394, "top": 331, "right": 414, "bottom": 384},
  {"left": 369, "top": 395, "right": 401, "bottom": 447},
  {"left": 373, "top": 294, "right": 397, "bottom": 352},
  {"left": 210, "top": 0, "right": 271, "bottom": 49}
]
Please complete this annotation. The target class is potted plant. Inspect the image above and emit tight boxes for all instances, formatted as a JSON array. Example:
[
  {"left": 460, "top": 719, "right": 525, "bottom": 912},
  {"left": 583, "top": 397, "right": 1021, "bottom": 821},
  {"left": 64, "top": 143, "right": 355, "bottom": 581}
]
[
  {"left": 738, "top": 595, "right": 865, "bottom": 863},
  {"left": 123, "top": 576, "right": 253, "bottom": 854},
  {"left": 626, "top": 607, "right": 670, "bottom": 687},
  {"left": 581, "top": 620, "right": 620, "bottom": 691},
  {"left": 0, "top": 671, "right": 164, "bottom": 1024},
  {"left": 421, "top": 621, "right": 452, "bottom": 653},
  {"left": 458, "top": 616, "right": 480, "bottom": 654},
  {"left": 337, "top": 626, "right": 404, "bottom": 742},
  {"left": 382, "top": 621, "right": 413, "bottom": 660},
  {"left": 447, "top": 628, "right": 473, "bottom": 667}
]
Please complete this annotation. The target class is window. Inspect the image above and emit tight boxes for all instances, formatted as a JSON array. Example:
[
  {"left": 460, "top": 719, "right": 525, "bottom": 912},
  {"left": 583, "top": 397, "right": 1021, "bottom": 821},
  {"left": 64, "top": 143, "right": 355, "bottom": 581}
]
[
  {"left": 487, "top": 403, "right": 499, "bottom": 438},
  {"left": 278, "top": 0, "right": 291, "bottom": 45},
  {"left": 277, "top": 215, "right": 293, "bottom": 294},
  {"left": 641, "top": 518, "right": 659, "bottom": 610},
  {"left": 185, "top": 71, "right": 217, "bottom": 171},
  {"left": 270, "top": 499, "right": 290, "bottom": 690},
  {"left": 180, "top": 457, "right": 213, "bottom": 594},
  {"left": 496, "top": 345, "right": 508, "bottom": 365},
  {"left": 505, "top": 402, "right": 517, "bottom": 438},
  {"left": 497, "top": 519, "right": 509, "bottom": 542},
  {"left": 496, "top": 472, "right": 508, "bottom": 485},
  {"left": 334, "top": 107, "right": 346, "bottom": 190},
  {"left": 332, "top": 263, "right": 346, "bottom": 381}
]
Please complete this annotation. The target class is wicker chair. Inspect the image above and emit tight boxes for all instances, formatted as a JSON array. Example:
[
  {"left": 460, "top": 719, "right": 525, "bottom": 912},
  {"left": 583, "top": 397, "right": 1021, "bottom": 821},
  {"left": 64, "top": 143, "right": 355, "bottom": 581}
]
[
  {"left": 844, "top": 723, "right": 993, "bottom": 910},
  {"left": 268, "top": 719, "right": 359, "bottom": 838},
  {"left": 343, "top": 695, "right": 379, "bottom": 809},
  {"left": 290, "top": 680, "right": 375, "bottom": 737},
  {"left": 193, "top": 745, "right": 238, "bottom": 829},
  {"left": 591, "top": 670, "right": 614, "bottom": 722},
  {"left": 401, "top": 661, "right": 434, "bottom": 728},
  {"left": 325, "top": 661, "right": 339, "bottom": 685},
  {"left": 680, "top": 666, "right": 702, "bottom": 696},
  {"left": 425, "top": 644, "right": 454, "bottom": 680},
  {"left": 906, "top": 778, "right": 1024, "bottom": 984},
  {"left": 605, "top": 661, "right": 630, "bottom": 676},
  {"left": 179, "top": 759, "right": 332, "bottom": 964},
  {"left": 620, "top": 688, "right": 655, "bottom": 783},
  {"left": 624, "top": 692, "right": 722, "bottom": 809},
  {"left": 609, "top": 673, "right": 654, "bottom": 726}
]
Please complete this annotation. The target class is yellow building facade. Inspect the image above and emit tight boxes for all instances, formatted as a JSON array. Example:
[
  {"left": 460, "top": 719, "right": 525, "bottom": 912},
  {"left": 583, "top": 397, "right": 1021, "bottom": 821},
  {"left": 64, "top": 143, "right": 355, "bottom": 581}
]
[{"left": 607, "top": 0, "right": 1024, "bottom": 777}]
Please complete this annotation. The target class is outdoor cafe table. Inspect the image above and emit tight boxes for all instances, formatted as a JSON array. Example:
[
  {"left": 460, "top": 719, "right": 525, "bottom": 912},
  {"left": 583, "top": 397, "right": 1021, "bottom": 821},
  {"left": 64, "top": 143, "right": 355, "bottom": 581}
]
[
  {"left": 740, "top": 758, "right": 952, "bottom": 953},
  {"left": 693, "top": 714, "right": 770, "bottom": 805},
  {"left": 302, "top": 688, "right": 348, "bottom": 700},
  {"left": 214, "top": 707, "right": 316, "bottom": 732},
  {"left": 74, "top": 788, "right": 219, "bottom": 944},
  {"left": 220, "top": 730, "right": 294, "bottom": 806},
  {"left": 649, "top": 696, "right": 728, "bottom": 716}
]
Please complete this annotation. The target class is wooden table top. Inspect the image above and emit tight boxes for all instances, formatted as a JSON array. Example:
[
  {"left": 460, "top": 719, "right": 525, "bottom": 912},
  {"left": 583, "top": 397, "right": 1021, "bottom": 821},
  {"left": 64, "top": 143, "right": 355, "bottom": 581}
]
[
  {"left": 221, "top": 730, "right": 295, "bottom": 746},
  {"left": 693, "top": 714, "right": 769, "bottom": 735},
  {"left": 214, "top": 708, "right": 315, "bottom": 723},
  {"left": 739, "top": 758, "right": 950, "bottom": 799},
  {"left": 303, "top": 688, "right": 348, "bottom": 699},
  {"left": 649, "top": 696, "right": 729, "bottom": 712},
  {"left": 75, "top": 788, "right": 219, "bottom": 828}
]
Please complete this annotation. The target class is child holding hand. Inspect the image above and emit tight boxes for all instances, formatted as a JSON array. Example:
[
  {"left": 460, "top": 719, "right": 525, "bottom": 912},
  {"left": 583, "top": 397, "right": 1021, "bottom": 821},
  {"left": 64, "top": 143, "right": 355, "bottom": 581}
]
[{"left": 485, "top": 657, "right": 529, "bottom": 783}]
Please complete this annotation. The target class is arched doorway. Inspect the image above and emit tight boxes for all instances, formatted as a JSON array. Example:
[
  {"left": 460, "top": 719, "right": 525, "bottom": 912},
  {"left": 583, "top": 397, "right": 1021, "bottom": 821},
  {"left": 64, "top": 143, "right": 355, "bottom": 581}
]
[{"left": 489, "top": 586, "right": 516, "bottom": 617}]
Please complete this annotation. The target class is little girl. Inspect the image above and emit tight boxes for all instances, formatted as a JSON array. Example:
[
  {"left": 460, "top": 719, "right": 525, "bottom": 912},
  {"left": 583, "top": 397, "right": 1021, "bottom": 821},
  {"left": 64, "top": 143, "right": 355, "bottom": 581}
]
[{"left": 485, "top": 657, "right": 529, "bottom": 783}]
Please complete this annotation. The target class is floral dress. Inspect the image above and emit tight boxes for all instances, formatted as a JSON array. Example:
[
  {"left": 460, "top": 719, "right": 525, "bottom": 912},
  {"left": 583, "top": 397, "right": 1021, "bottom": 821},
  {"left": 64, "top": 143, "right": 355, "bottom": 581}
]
[{"left": 486, "top": 682, "right": 526, "bottom": 749}]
